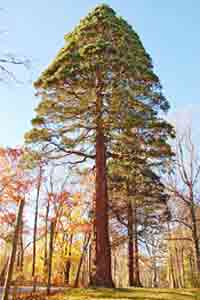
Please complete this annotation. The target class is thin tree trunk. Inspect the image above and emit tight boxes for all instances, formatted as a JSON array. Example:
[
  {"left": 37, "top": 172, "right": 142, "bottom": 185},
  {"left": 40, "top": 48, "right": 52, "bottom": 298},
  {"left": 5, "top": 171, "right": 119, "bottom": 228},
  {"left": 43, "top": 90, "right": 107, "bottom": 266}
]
[
  {"left": 19, "top": 229, "right": 24, "bottom": 273},
  {"left": 89, "top": 193, "right": 97, "bottom": 286},
  {"left": 170, "top": 252, "right": 178, "bottom": 288},
  {"left": 2, "top": 198, "right": 24, "bottom": 300},
  {"left": 80, "top": 255, "right": 86, "bottom": 287},
  {"left": 189, "top": 253, "right": 195, "bottom": 286},
  {"left": 191, "top": 206, "right": 200, "bottom": 274},
  {"left": 47, "top": 221, "right": 55, "bottom": 295},
  {"left": 64, "top": 234, "right": 73, "bottom": 285},
  {"left": 0, "top": 258, "right": 9, "bottom": 285},
  {"left": 113, "top": 249, "right": 117, "bottom": 286},
  {"left": 32, "top": 166, "right": 42, "bottom": 291},
  {"left": 88, "top": 241, "right": 94, "bottom": 285},
  {"left": 74, "top": 234, "right": 91, "bottom": 288},
  {"left": 134, "top": 231, "right": 142, "bottom": 287},
  {"left": 152, "top": 258, "right": 158, "bottom": 288},
  {"left": 44, "top": 197, "right": 50, "bottom": 274},
  {"left": 94, "top": 72, "right": 113, "bottom": 287},
  {"left": 181, "top": 247, "right": 186, "bottom": 288},
  {"left": 16, "top": 220, "right": 24, "bottom": 273},
  {"left": 127, "top": 200, "right": 134, "bottom": 286},
  {"left": 167, "top": 223, "right": 177, "bottom": 288},
  {"left": 133, "top": 200, "right": 142, "bottom": 287},
  {"left": 175, "top": 246, "right": 183, "bottom": 288}
]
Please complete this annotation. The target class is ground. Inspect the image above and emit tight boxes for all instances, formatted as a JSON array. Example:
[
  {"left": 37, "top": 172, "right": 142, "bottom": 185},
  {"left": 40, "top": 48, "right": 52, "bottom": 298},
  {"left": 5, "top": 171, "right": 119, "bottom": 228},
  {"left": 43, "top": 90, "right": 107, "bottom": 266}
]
[{"left": 46, "top": 288, "right": 200, "bottom": 300}]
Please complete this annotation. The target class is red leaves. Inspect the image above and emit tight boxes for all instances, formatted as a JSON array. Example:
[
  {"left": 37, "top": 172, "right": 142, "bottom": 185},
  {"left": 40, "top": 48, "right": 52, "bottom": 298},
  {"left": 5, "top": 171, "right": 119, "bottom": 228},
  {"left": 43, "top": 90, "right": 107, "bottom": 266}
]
[
  {"left": 0, "top": 212, "right": 16, "bottom": 225},
  {"left": 0, "top": 147, "right": 33, "bottom": 227},
  {"left": 47, "top": 191, "right": 70, "bottom": 205},
  {"left": 6, "top": 147, "right": 23, "bottom": 159}
]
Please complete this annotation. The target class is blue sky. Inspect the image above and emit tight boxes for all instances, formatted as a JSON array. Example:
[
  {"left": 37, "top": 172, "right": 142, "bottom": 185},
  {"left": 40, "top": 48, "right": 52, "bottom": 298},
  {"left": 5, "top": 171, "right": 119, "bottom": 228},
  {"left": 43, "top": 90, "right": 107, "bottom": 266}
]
[{"left": 1, "top": 0, "right": 200, "bottom": 147}]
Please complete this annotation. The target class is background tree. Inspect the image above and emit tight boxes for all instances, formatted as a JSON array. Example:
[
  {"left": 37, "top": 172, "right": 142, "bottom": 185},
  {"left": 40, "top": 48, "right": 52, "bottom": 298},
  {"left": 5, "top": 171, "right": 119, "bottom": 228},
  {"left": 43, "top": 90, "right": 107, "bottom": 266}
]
[
  {"left": 0, "top": 148, "right": 33, "bottom": 300},
  {"left": 166, "top": 128, "right": 200, "bottom": 286},
  {"left": 0, "top": 8, "right": 30, "bottom": 83}
]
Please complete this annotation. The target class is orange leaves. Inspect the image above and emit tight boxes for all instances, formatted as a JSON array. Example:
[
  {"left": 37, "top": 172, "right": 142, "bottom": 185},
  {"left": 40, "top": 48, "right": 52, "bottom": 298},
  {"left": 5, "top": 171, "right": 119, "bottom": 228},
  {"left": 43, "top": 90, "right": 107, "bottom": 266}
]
[
  {"left": 48, "top": 191, "right": 71, "bottom": 205},
  {"left": 69, "top": 222, "right": 92, "bottom": 234},
  {"left": 0, "top": 147, "right": 33, "bottom": 227}
]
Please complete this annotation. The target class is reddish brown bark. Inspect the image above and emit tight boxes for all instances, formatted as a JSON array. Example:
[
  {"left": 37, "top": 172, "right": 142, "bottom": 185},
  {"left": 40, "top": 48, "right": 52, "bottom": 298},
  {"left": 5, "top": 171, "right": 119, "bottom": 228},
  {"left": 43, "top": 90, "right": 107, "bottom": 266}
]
[
  {"left": 94, "top": 72, "right": 113, "bottom": 287},
  {"left": 94, "top": 129, "right": 113, "bottom": 287},
  {"left": 94, "top": 67, "right": 113, "bottom": 287}
]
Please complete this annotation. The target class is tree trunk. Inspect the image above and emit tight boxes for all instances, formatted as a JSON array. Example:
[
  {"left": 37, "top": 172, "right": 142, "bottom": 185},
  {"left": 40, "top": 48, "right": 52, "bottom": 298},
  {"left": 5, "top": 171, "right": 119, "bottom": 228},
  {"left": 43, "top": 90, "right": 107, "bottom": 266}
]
[
  {"left": 113, "top": 250, "right": 117, "bottom": 286},
  {"left": 0, "top": 258, "right": 9, "bottom": 285},
  {"left": 152, "top": 258, "right": 158, "bottom": 288},
  {"left": 175, "top": 246, "right": 183, "bottom": 288},
  {"left": 134, "top": 231, "right": 142, "bottom": 287},
  {"left": 191, "top": 206, "right": 200, "bottom": 274},
  {"left": 127, "top": 200, "right": 134, "bottom": 286},
  {"left": 94, "top": 73, "right": 113, "bottom": 287},
  {"left": 19, "top": 229, "right": 24, "bottom": 273},
  {"left": 133, "top": 201, "right": 142, "bottom": 287},
  {"left": 64, "top": 234, "right": 73, "bottom": 285},
  {"left": 89, "top": 193, "right": 97, "bottom": 286},
  {"left": 189, "top": 253, "right": 195, "bottom": 287},
  {"left": 74, "top": 234, "right": 91, "bottom": 288},
  {"left": 16, "top": 220, "right": 24, "bottom": 273},
  {"left": 2, "top": 198, "right": 24, "bottom": 300},
  {"left": 47, "top": 221, "right": 55, "bottom": 295},
  {"left": 32, "top": 166, "right": 42, "bottom": 291},
  {"left": 88, "top": 241, "right": 95, "bottom": 285},
  {"left": 181, "top": 247, "right": 186, "bottom": 288},
  {"left": 170, "top": 252, "right": 178, "bottom": 288},
  {"left": 44, "top": 197, "right": 50, "bottom": 275}
]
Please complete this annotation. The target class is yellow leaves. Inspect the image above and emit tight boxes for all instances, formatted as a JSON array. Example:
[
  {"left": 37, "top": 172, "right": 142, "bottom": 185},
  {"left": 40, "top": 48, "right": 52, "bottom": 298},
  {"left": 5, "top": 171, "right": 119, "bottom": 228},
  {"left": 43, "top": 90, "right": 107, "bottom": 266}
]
[{"left": 72, "top": 192, "right": 81, "bottom": 204}]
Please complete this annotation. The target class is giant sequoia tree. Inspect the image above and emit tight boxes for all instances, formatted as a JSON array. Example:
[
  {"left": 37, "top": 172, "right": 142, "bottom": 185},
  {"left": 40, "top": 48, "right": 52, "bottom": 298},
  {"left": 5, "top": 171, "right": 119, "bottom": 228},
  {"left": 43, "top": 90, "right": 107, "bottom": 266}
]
[{"left": 25, "top": 5, "right": 174, "bottom": 287}]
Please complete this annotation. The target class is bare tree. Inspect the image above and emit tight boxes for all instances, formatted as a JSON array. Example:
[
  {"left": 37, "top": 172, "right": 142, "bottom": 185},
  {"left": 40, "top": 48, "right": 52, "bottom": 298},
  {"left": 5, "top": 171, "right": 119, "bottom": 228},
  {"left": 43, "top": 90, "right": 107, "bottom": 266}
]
[
  {"left": 0, "top": 9, "right": 30, "bottom": 83},
  {"left": 167, "top": 128, "right": 200, "bottom": 280}
]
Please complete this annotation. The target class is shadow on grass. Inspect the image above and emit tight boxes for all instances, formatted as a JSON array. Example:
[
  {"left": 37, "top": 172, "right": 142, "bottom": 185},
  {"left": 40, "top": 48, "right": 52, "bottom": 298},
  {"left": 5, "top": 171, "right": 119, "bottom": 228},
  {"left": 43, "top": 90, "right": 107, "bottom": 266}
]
[{"left": 61, "top": 288, "right": 197, "bottom": 300}]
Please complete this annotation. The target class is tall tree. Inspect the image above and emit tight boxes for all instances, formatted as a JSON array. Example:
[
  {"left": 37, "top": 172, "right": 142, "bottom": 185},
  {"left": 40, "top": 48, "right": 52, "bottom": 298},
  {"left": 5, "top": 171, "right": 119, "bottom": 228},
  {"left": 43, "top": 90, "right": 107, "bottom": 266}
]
[{"left": 25, "top": 4, "right": 174, "bottom": 287}]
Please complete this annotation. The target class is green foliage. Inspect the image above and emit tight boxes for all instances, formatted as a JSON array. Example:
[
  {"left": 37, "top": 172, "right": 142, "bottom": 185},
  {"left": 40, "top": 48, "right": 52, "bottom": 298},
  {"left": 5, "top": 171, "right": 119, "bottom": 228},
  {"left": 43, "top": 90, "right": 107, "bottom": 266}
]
[{"left": 25, "top": 4, "right": 174, "bottom": 165}]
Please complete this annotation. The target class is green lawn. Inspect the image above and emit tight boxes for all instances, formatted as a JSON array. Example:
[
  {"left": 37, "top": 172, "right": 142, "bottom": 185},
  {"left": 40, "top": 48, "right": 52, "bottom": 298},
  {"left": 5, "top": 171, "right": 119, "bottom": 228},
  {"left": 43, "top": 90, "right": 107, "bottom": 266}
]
[{"left": 48, "top": 288, "right": 200, "bottom": 300}]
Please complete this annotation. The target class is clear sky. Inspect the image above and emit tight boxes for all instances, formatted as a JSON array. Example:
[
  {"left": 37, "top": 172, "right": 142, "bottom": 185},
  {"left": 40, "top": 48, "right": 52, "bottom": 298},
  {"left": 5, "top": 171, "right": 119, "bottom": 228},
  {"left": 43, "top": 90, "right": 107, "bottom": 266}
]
[{"left": 1, "top": 0, "right": 200, "bottom": 147}]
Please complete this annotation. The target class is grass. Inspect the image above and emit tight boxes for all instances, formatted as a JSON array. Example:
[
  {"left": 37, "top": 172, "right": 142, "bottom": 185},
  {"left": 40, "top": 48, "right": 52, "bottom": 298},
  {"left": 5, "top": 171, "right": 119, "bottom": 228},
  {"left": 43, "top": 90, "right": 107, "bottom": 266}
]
[{"left": 47, "top": 288, "right": 200, "bottom": 300}]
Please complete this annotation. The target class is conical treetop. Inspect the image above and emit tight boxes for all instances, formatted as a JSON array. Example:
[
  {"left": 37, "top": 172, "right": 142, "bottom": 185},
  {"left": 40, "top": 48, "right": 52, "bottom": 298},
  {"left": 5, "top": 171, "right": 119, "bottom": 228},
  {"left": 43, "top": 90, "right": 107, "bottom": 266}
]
[{"left": 35, "top": 4, "right": 168, "bottom": 112}]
